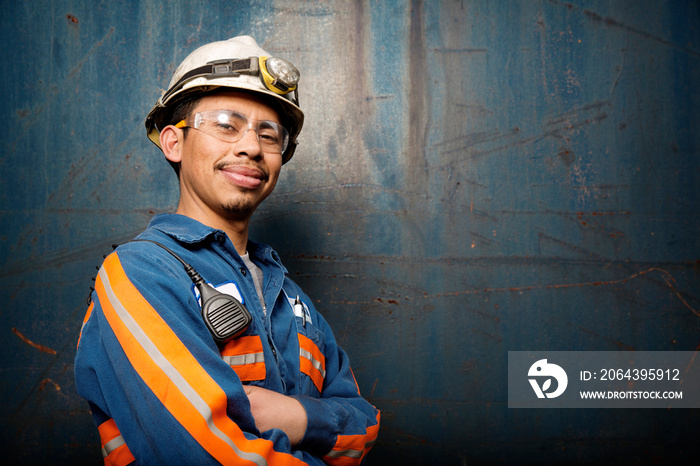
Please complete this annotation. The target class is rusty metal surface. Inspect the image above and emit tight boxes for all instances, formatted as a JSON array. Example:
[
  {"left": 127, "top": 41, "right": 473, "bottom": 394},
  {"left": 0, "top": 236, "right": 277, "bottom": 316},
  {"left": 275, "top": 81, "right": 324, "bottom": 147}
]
[{"left": 1, "top": 1, "right": 698, "bottom": 464}]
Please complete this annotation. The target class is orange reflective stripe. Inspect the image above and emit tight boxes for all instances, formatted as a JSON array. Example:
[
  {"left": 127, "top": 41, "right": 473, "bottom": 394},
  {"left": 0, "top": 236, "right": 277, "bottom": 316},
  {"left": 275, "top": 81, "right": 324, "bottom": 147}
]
[
  {"left": 323, "top": 415, "right": 380, "bottom": 466},
  {"left": 96, "top": 253, "right": 305, "bottom": 466},
  {"left": 297, "top": 334, "right": 325, "bottom": 392},
  {"left": 221, "top": 335, "right": 266, "bottom": 381},
  {"left": 77, "top": 301, "right": 94, "bottom": 349},
  {"left": 98, "top": 418, "right": 120, "bottom": 443},
  {"left": 98, "top": 419, "right": 135, "bottom": 466}
]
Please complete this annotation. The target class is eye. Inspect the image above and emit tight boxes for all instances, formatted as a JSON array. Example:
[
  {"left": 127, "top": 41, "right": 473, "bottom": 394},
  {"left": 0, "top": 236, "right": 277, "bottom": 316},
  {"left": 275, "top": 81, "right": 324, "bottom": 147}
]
[
  {"left": 221, "top": 112, "right": 248, "bottom": 131},
  {"left": 258, "top": 131, "right": 279, "bottom": 143},
  {"left": 213, "top": 116, "right": 240, "bottom": 133},
  {"left": 258, "top": 122, "right": 281, "bottom": 142},
  {"left": 216, "top": 122, "right": 235, "bottom": 131}
]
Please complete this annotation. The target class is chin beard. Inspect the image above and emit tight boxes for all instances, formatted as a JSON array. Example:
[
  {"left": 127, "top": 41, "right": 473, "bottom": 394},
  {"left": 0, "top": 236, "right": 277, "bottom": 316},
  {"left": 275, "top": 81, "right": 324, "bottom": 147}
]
[{"left": 221, "top": 199, "right": 257, "bottom": 221}]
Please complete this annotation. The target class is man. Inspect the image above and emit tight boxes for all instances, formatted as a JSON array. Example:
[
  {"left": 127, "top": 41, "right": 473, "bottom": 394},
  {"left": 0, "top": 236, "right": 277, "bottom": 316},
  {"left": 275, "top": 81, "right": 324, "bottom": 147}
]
[{"left": 74, "top": 36, "right": 380, "bottom": 465}]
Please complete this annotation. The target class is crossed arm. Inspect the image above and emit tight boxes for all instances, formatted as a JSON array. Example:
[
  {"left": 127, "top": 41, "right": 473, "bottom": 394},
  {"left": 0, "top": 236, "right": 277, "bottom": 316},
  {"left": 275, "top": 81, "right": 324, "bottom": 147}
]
[
  {"left": 75, "top": 249, "right": 379, "bottom": 464},
  {"left": 244, "top": 385, "right": 307, "bottom": 446}
]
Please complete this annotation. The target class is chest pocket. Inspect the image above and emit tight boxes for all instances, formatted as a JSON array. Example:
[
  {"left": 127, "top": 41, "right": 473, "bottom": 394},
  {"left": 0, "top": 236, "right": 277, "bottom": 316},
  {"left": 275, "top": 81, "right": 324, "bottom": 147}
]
[
  {"left": 284, "top": 290, "right": 327, "bottom": 394},
  {"left": 220, "top": 335, "right": 266, "bottom": 382}
]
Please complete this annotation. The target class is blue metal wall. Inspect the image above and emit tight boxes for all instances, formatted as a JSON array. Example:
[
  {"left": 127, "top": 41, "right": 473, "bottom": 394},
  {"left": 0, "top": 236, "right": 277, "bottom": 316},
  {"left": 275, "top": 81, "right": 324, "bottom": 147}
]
[{"left": 1, "top": 1, "right": 698, "bottom": 464}]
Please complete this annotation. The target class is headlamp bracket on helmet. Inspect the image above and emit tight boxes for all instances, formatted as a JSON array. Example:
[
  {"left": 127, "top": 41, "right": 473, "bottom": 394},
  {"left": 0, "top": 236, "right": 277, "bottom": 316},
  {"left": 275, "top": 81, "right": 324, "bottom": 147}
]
[
  {"left": 207, "top": 57, "right": 259, "bottom": 79},
  {"left": 161, "top": 56, "right": 299, "bottom": 107}
]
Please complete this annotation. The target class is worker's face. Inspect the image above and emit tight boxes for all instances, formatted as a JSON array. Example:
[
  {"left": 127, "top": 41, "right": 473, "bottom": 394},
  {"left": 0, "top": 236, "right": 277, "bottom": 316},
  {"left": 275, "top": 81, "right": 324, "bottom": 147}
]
[{"left": 174, "top": 92, "right": 284, "bottom": 223}]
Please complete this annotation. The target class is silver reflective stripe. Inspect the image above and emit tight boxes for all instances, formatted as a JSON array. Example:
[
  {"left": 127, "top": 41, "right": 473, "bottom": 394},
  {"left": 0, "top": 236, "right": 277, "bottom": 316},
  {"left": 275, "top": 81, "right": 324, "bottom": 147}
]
[
  {"left": 325, "top": 448, "right": 363, "bottom": 459},
  {"left": 325, "top": 439, "right": 377, "bottom": 459},
  {"left": 102, "top": 435, "right": 126, "bottom": 458},
  {"left": 99, "top": 267, "right": 268, "bottom": 466},
  {"left": 299, "top": 348, "right": 326, "bottom": 379},
  {"left": 223, "top": 352, "right": 264, "bottom": 366}
]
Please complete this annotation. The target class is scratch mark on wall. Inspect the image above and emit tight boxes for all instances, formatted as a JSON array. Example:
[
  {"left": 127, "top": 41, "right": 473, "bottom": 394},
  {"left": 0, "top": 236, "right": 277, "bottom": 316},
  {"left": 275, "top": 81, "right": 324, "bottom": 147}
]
[
  {"left": 610, "top": 48, "right": 625, "bottom": 96},
  {"left": 571, "top": 324, "right": 635, "bottom": 350},
  {"left": 1, "top": 227, "right": 144, "bottom": 279},
  {"left": 682, "top": 345, "right": 700, "bottom": 379},
  {"left": 548, "top": 0, "right": 700, "bottom": 58},
  {"left": 276, "top": 182, "right": 431, "bottom": 201},
  {"left": 435, "top": 100, "right": 609, "bottom": 160},
  {"left": 12, "top": 328, "right": 57, "bottom": 355},
  {"left": 537, "top": 230, "right": 605, "bottom": 259},
  {"left": 67, "top": 27, "right": 116, "bottom": 81},
  {"left": 424, "top": 268, "right": 699, "bottom": 318}
]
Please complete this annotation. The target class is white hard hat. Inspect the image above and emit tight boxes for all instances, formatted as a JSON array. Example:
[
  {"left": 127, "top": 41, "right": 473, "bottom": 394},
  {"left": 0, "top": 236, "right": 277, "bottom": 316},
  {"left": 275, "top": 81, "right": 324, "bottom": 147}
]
[{"left": 145, "top": 36, "right": 304, "bottom": 163}]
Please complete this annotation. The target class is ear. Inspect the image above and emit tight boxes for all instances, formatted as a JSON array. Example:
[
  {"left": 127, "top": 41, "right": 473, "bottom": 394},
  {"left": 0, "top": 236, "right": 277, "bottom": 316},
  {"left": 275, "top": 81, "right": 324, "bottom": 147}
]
[{"left": 159, "top": 125, "right": 183, "bottom": 164}]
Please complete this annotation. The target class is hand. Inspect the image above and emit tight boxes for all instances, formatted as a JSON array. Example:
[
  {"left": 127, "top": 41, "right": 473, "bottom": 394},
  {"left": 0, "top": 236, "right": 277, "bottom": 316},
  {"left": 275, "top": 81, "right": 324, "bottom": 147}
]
[{"left": 244, "top": 385, "right": 308, "bottom": 446}]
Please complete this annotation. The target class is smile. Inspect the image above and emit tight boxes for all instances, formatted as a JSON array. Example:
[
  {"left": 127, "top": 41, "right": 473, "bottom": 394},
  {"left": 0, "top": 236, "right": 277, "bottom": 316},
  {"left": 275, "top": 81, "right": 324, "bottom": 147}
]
[{"left": 218, "top": 164, "right": 268, "bottom": 190}]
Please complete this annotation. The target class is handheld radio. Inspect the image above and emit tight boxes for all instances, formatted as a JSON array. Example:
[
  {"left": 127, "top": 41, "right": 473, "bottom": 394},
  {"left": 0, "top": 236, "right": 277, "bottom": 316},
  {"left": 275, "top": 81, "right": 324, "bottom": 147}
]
[{"left": 125, "top": 239, "right": 252, "bottom": 344}]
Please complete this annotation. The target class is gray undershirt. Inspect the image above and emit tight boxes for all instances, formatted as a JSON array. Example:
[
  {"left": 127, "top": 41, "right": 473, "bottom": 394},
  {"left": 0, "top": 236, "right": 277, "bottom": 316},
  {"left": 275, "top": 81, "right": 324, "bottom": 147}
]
[{"left": 241, "top": 252, "right": 266, "bottom": 316}]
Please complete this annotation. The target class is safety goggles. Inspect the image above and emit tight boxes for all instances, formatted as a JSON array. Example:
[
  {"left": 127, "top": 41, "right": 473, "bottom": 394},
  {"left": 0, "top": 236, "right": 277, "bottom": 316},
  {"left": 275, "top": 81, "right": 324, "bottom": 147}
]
[{"left": 176, "top": 109, "right": 290, "bottom": 154}]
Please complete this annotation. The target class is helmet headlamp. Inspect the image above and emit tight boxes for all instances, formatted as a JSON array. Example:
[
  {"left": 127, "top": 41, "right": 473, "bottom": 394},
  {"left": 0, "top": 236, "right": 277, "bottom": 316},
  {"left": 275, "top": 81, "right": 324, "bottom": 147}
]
[{"left": 259, "top": 57, "right": 299, "bottom": 94}]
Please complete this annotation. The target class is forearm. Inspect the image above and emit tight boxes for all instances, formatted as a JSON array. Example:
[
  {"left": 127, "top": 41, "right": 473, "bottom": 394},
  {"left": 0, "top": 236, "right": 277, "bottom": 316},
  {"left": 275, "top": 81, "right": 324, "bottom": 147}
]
[
  {"left": 293, "top": 393, "right": 380, "bottom": 464},
  {"left": 244, "top": 385, "right": 308, "bottom": 446}
]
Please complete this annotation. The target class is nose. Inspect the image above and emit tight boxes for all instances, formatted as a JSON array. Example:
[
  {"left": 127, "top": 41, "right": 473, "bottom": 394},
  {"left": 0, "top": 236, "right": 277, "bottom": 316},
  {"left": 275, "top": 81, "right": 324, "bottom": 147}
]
[{"left": 232, "top": 126, "right": 263, "bottom": 158}]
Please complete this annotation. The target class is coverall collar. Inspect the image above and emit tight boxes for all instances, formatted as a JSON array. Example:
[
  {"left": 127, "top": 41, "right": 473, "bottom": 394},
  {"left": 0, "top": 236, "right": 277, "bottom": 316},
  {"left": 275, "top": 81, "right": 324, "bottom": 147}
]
[{"left": 146, "top": 213, "right": 286, "bottom": 270}]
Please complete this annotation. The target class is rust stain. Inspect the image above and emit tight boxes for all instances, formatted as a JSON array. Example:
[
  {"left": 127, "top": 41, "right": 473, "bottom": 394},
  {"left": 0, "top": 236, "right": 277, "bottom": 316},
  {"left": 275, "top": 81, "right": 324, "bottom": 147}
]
[
  {"left": 576, "top": 211, "right": 628, "bottom": 237},
  {"left": 375, "top": 297, "right": 399, "bottom": 305},
  {"left": 66, "top": 14, "right": 79, "bottom": 24},
  {"left": 12, "top": 328, "right": 57, "bottom": 355},
  {"left": 369, "top": 378, "right": 379, "bottom": 398},
  {"left": 39, "top": 378, "right": 62, "bottom": 392}
]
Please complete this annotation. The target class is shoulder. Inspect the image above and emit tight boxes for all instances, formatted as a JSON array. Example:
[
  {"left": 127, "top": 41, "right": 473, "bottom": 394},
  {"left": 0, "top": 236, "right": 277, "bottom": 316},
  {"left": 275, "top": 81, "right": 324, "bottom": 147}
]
[
  {"left": 101, "top": 216, "right": 202, "bottom": 288},
  {"left": 92, "top": 228, "right": 204, "bottom": 326},
  {"left": 110, "top": 213, "right": 217, "bottom": 272}
]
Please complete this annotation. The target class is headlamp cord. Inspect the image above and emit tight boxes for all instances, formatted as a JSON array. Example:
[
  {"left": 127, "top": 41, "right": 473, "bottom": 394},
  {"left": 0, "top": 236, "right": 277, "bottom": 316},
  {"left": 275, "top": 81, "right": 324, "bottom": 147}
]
[{"left": 106, "top": 239, "right": 251, "bottom": 343}]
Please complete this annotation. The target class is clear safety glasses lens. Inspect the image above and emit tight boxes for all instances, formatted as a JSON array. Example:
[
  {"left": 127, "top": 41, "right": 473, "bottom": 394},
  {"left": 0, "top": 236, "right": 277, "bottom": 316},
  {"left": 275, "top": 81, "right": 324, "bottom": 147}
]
[{"left": 178, "top": 110, "right": 289, "bottom": 153}]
